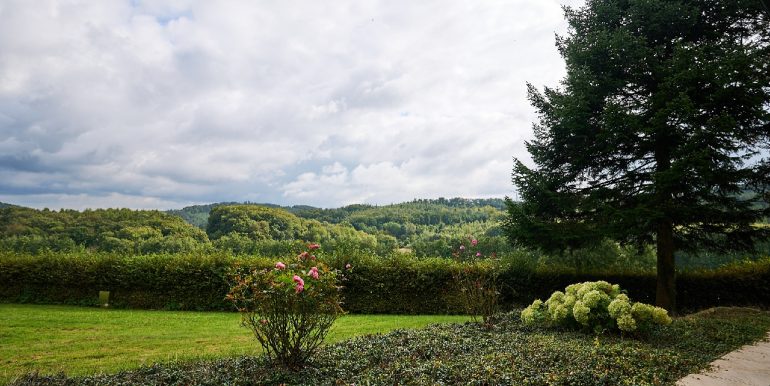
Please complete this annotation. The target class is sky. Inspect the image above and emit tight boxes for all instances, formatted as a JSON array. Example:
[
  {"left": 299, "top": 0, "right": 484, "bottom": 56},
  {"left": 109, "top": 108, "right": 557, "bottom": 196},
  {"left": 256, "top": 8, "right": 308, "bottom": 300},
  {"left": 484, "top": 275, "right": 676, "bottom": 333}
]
[{"left": 0, "top": 0, "right": 585, "bottom": 210}]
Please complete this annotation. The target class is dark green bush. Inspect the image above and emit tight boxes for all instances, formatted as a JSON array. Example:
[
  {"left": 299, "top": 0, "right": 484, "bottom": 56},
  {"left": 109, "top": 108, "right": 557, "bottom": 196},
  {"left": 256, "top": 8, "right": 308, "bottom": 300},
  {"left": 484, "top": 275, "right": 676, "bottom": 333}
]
[
  {"left": 1, "top": 251, "right": 768, "bottom": 313},
  {"left": 0, "top": 252, "right": 271, "bottom": 310}
]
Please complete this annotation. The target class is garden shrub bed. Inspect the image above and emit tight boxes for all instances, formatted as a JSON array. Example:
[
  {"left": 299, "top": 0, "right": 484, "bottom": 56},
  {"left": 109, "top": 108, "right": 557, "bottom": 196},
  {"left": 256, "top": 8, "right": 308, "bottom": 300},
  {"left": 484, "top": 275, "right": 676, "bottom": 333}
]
[
  {"left": 11, "top": 308, "right": 770, "bottom": 385},
  {"left": 1, "top": 252, "right": 769, "bottom": 313}
]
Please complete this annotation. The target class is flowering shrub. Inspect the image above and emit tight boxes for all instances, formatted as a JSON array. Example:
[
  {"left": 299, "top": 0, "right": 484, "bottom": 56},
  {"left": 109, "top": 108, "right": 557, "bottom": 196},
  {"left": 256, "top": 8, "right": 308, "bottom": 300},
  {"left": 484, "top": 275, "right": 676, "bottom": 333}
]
[
  {"left": 227, "top": 244, "right": 344, "bottom": 369},
  {"left": 521, "top": 281, "right": 671, "bottom": 334},
  {"left": 453, "top": 237, "right": 499, "bottom": 327}
]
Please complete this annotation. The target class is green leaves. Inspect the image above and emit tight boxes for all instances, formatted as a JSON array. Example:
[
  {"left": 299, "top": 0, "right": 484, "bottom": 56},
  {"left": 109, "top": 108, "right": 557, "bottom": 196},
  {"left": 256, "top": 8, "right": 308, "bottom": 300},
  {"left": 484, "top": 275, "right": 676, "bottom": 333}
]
[
  {"left": 226, "top": 245, "right": 345, "bottom": 369},
  {"left": 522, "top": 281, "right": 671, "bottom": 334},
  {"left": 509, "top": 0, "right": 770, "bottom": 311},
  {"left": 0, "top": 207, "right": 209, "bottom": 254},
  {"left": 511, "top": 0, "right": 770, "bottom": 249}
]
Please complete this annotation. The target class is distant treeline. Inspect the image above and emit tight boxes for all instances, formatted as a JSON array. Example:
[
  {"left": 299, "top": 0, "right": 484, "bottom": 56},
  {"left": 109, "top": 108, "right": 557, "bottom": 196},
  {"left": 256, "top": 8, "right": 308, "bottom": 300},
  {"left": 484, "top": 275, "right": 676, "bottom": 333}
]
[
  {"left": 2, "top": 198, "right": 763, "bottom": 269},
  {"left": 0, "top": 199, "right": 511, "bottom": 258},
  {"left": 0, "top": 207, "right": 208, "bottom": 254},
  {"left": 168, "top": 198, "right": 505, "bottom": 230},
  {"left": 169, "top": 198, "right": 510, "bottom": 256}
]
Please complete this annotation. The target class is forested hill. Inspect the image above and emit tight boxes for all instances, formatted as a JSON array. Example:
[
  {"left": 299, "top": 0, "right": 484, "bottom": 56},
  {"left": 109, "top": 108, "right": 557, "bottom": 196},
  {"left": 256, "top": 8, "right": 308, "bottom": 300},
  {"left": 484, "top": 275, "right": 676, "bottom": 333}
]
[
  {"left": 167, "top": 202, "right": 293, "bottom": 229},
  {"left": 168, "top": 198, "right": 507, "bottom": 230},
  {"left": 0, "top": 207, "right": 208, "bottom": 253},
  {"left": 0, "top": 202, "right": 19, "bottom": 209}
]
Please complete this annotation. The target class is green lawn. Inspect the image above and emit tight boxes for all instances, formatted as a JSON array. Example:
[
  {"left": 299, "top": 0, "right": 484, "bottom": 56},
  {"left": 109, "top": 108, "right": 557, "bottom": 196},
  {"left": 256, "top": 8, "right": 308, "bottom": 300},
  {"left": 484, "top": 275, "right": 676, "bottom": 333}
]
[
  {"left": 10, "top": 307, "right": 770, "bottom": 385},
  {"left": 0, "top": 304, "right": 469, "bottom": 383}
]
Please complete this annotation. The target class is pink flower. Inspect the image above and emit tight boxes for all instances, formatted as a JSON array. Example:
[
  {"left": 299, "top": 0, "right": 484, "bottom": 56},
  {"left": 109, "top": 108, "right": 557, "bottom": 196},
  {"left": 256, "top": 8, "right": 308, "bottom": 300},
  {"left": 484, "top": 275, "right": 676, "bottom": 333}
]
[
  {"left": 260, "top": 319, "right": 268, "bottom": 325},
  {"left": 471, "top": 239, "right": 478, "bottom": 246},
  {"left": 310, "top": 255, "right": 316, "bottom": 261},
  {"left": 459, "top": 245, "right": 465, "bottom": 251},
  {"left": 476, "top": 252, "right": 482, "bottom": 257},
  {"left": 298, "top": 251, "right": 309, "bottom": 260},
  {"left": 293, "top": 275, "right": 304, "bottom": 286},
  {"left": 309, "top": 267, "right": 319, "bottom": 279},
  {"left": 295, "top": 283, "right": 304, "bottom": 293},
  {"left": 345, "top": 263, "right": 352, "bottom": 270},
  {"left": 308, "top": 243, "right": 320, "bottom": 250},
  {"left": 275, "top": 262, "right": 286, "bottom": 270}
]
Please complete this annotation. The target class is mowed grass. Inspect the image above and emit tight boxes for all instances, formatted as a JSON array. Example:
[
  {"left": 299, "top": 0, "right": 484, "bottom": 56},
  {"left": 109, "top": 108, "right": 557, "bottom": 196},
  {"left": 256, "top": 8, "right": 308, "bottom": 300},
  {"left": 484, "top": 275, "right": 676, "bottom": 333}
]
[{"left": 0, "top": 304, "right": 469, "bottom": 383}]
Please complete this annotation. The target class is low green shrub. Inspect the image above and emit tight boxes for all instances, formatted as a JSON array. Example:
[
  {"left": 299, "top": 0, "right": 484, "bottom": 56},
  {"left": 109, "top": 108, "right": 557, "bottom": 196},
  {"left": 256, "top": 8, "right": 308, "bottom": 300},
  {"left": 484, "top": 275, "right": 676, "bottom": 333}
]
[
  {"left": 227, "top": 244, "right": 344, "bottom": 369},
  {"left": 521, "top": 281, "right": 672, "bottom": 334}
]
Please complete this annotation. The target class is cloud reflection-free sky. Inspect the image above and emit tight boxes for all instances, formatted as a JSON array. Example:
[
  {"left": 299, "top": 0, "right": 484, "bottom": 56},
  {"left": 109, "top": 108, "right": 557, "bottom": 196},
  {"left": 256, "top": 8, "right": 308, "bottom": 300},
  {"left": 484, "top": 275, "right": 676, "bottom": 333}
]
[{"left": 0, "top": 0, "right": 584, "bottom": 209}]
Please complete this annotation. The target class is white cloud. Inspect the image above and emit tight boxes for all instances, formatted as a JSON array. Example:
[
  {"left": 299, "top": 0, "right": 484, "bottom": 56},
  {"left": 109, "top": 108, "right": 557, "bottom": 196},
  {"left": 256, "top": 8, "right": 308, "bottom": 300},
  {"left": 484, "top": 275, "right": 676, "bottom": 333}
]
[
  {"left": 0, "top": 192, "right": 195, "bottom": 211},
  {"left": 0, "top": 0, "right": 583, "bottom": 209}
]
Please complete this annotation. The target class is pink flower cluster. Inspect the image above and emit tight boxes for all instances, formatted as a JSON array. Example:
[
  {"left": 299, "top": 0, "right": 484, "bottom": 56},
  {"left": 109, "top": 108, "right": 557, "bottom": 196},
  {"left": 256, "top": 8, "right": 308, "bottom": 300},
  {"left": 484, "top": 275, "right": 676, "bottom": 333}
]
[
  {"left": 298, "top": 251, "right": 317, "bottom": 261},
  {"left": 455, "top": 237, "right": 485, "bottom": 259},
  {"left": 293, "top": 275, "right": 305, "bottom": 293},
  {"left": 275, "top": 244, "right": 327, "bottom": 295}
]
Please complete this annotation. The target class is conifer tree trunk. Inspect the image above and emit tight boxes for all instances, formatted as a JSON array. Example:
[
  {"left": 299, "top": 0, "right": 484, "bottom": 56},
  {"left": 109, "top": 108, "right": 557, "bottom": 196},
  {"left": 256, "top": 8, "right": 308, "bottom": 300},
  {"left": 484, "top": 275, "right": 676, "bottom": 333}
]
[
  {"left": 656, "top": 219, "right": 676, "bottom": 314},
  {"left": 654, "top": 136, "right": 676, "bottom": 313}
]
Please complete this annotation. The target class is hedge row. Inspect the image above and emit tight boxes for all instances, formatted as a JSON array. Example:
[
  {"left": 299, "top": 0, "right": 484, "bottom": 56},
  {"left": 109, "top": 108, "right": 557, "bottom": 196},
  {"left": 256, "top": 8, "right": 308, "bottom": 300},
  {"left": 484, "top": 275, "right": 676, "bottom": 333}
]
[{"left": 1, "top": 252, "right": 768, "bottom": 313}]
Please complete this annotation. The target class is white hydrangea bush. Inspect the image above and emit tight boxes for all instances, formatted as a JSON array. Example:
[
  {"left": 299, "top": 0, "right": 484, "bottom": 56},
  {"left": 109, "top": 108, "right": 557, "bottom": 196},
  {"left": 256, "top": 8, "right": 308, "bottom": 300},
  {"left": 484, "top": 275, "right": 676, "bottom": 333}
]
[{"left": 521, "top": 281, "right": 671, "bottom": 333}]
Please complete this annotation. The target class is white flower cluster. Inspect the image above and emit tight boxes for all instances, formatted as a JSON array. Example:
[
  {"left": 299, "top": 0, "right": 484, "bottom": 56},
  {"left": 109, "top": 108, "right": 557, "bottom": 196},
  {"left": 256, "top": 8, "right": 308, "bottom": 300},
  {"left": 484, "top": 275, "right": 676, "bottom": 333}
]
[{"left": 521, "top": 281, "right": 672, "bottom": 333}]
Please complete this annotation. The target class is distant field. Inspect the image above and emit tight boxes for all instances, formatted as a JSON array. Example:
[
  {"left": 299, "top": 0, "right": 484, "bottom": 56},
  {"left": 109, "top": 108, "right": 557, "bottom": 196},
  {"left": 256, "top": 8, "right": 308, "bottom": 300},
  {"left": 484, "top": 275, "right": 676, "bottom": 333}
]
[{"left": 0, "top": 304, "right": 469, "bottom": 383}]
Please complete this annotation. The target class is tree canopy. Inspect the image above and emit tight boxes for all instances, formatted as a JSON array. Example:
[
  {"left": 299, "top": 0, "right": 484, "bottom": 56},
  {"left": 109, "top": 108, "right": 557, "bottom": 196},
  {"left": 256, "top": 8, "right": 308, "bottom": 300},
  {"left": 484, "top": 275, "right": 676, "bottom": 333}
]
[
  {"left": 0, "top": 207, "right": 208, "bottom": 254},
  {"left": 505, "top": 0, "right": 770, "bottom": 312}
]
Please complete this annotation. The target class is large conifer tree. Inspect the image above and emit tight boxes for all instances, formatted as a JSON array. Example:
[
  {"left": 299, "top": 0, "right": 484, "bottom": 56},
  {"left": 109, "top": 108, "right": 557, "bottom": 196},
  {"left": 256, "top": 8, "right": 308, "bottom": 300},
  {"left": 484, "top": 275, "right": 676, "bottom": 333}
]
[{"left": 505, "top": 0, "right": 770, "bottom": 312}]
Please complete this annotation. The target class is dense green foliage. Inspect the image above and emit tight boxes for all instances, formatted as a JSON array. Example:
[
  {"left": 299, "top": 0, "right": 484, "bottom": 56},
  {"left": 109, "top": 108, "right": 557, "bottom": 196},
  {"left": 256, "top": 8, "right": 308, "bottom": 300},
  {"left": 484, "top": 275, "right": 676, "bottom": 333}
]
[
  {"left": 505, "top": 0, "right": 770, "bottom": 311},
  {"left": 0, "top": 207, "right": 208, "bottom": 254},
  {"left": 206, "top": 205, "right": 391, "bottom": 255},
  {"left": 167, "top": 203, "right": 227, "bottom": 229},
  {"left": 170, "top": 198, "right": 511, "bottom": 255},
  {"left": 0, "top": 204, "right": 394, "bottom": 256},
  {"left": 3, "top": 251, "right": 768, "bottom": 313},
  {"left": 207, "top": 205, "right": 302, "bottom": 241},
  {"left": 171, "top": 198, "right": 506, "bottom": 229},
  {"left": 3, "top": 199, "right": 759, "bottom": 270},
  {"left": 12, "top": 308, "right": 770, "bottom": 385},
  {"left": 522, "top": 281, "right": 671, "bottom": 334},
  {"left": 0, "top": 199, "right": 512, "bottom": 257}
]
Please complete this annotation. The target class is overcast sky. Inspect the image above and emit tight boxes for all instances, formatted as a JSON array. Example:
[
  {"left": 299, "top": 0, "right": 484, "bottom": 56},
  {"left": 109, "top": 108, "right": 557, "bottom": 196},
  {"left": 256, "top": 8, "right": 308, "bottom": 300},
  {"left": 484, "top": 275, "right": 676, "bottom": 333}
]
[{"left": 0, "top": 0, "right": 584, "bottom": 210}]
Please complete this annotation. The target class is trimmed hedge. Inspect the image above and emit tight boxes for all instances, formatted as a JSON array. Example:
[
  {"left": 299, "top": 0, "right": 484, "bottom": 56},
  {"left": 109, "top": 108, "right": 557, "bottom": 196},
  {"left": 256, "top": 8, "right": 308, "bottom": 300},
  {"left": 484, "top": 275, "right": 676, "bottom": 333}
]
[
  {"left": 0, "top": 252, "right": 252, "bottom": 310},
  {"left": 1, "top": 252, "right": 769, "bottom": 313}
]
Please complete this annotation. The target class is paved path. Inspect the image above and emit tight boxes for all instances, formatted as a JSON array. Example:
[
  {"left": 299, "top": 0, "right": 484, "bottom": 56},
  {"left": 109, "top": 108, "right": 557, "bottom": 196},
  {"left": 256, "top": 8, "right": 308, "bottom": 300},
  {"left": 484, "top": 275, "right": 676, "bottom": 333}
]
[{"left": 677, "top": 331, "right": 770, "bottom": 386}]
